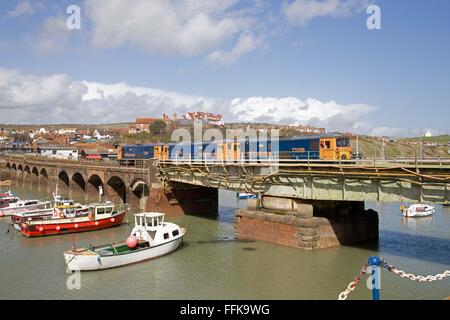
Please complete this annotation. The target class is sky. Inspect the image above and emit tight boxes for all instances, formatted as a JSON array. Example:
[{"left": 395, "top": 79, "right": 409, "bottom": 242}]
[{"left": 0, "top": 0, "right": 449, "bottom": 137}]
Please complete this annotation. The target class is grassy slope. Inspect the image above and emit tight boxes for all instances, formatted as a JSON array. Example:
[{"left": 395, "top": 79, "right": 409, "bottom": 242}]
[
  {"left": 401, "top": 135, "right": 450, "bottom": 144},
  {"left": 351, "top": 136, "right": 450, "bottom": 158}
]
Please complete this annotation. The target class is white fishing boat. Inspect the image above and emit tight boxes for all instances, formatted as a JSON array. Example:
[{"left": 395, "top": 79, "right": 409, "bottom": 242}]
[
  {"left": 0, "top": 190, "right": 20, "bottom": 209},
  {"left": 64, "top": 212, "right": 186, "bottom": 271},
  {"left": 0, "top": 199, "right": 53, "bottom": 217},
  {"left": 400, "top": 204, "right": 435, "bottom": 217},
  {"left": 10, "top": 188, "right": 87, "bottom": 222}
]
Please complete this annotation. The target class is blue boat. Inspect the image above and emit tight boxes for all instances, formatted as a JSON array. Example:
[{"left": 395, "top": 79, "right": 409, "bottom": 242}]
[{"left": 236, "top": 193, "right": 257, "bottom": 199}]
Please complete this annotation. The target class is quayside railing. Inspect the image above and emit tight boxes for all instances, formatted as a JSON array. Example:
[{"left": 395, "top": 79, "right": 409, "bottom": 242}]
[{"left": 338, "top": 256, "right": 450, "bottom": 300}]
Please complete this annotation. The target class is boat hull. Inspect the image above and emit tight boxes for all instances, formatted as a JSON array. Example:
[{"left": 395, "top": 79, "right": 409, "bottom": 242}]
[
  {"left": 402, "top": 210, "right": 434, "bottom": 217},
  {"left": 0, "top": 204, "right": 52, "bottom": 217},
  {"left": 64, "top": 236, "right": 183, "bottom": 271},
  {"left": 18, "top": 211, "right": 127, "bottom": 237}
]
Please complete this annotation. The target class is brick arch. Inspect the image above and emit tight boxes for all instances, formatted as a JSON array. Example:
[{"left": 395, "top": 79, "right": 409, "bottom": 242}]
[
  {"left": 32, "top": 167, "right": 39, "bottom": 176},
  {"left": 58, "top": 170, "right": 70, "bottom": 186},
  {"left": 130, "top": 178, "right": 150, "bottom": 199},
  {"left": 6, "top": 162, "right": 11, "bottom": 170},
  {"left": 24, "top": 165, "right": 31, "bottom": 174},
  {"left": 106, "top": 176, "right": 127, "bottom": 203},
  {"left": 87, "top": 174, "right": 104, "bottom": 191},
  {"left": 17, "top": 164, "right": 23, "bottom": 172},
  {"left": 40, "top": 168, "right": 48, "bottom": 179},
  {"left": 71, "top": 172, "right": 86, "bottom": 191},
  {"left": 11, "top": 163, "right": 16, "bottom": 171}
]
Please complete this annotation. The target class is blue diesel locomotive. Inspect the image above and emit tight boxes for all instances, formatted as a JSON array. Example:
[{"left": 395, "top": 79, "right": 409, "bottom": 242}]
[{"left": 117, "top": 134, "right": 352, "bottom": 164}]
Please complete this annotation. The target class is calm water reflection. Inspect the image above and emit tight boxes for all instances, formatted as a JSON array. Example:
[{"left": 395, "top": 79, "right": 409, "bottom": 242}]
[{"left": 0, "top": 182, "right": 449, "bottom": 300}]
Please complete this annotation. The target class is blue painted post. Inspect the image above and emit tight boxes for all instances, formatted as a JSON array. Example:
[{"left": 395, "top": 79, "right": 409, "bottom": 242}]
[{"left": 368, "top": 256, "right": 381, "bottom": 300}]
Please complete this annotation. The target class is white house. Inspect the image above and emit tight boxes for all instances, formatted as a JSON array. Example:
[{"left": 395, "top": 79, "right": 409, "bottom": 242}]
[
  {"left": 40, "top": 147, "right": 78, "bottom": 160},
  {"left": 57, "top": 128, "right": 77, "bottom": 135},
  {"left": 93, "top": 130, "right": 112, "bottom": 140}
]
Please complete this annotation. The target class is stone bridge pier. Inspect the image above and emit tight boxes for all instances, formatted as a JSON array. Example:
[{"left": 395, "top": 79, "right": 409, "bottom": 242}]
[
  {"left": 147, "top": 182, "right": 218, "bottom": 216},
  {"left": 235, "top": 195, "right": 378, "bottom": 250}
]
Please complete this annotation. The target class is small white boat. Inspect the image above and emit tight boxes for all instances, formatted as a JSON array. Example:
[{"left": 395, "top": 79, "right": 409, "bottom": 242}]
[
  {"left": 64, "top": 212, "right": 186, "bottom": 271},
  {"left": 0, "top": 199, "right": 53, "bottom": 217},
  {"left": 400, "top": 204, "right": 435, "bottom": 217},
  {"left": 0, "top": 190, "right": 20, "bottom": 209},
  {"left": 237, "top": 192, "right": 257, "bottom": 199}
]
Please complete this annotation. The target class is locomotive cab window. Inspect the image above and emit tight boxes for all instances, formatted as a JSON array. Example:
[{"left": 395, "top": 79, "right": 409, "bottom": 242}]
[{"left": 336, "top": 138, "right": 350, "bottom": 148}]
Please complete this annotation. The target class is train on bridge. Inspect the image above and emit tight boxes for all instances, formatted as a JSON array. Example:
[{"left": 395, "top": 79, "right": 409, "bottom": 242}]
[{"left": 117, "top": 134, "right": 352, "bottom": 164}]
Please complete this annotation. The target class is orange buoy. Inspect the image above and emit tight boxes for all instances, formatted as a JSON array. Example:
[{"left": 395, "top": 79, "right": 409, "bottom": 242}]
[
  {"left": 126, "top": 235, "right": 137, "bottom": 248},
  {"left": 74, "top": 223, "right": 79, "bottom": 228},
  {"left": 38, "top": 227, "right": 44, "bottom": 232},
  {"left": 56, "top": 226, "right": 61, "bottom": 231},
  {"left": 110, "top": 218, "right": 115, "bottom": 223},
  {"left": 94, "top": 221, "right": 99, "bottom": 226}
]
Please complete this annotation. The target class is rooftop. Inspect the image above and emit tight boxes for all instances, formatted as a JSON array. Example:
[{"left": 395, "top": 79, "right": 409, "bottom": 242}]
[{"left": 134, "top": 212, "right": 165, "bottom": 218}]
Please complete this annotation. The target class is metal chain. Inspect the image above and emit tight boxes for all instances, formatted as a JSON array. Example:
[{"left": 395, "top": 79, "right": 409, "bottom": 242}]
[
  {"left": 380, "top": 258, "right": 450, "bottom": 282},
  {"left": 338, "top": 264, "right": 368, "bottom": 300}
]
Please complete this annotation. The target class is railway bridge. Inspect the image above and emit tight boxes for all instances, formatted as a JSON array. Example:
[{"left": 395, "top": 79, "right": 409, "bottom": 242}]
[{"left": 2, "top": 155, "right": 450, "bottom": 250}]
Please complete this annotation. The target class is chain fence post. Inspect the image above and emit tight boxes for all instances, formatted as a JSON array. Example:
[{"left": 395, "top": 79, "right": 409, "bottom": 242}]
[{"left": 368, "top": 256, "right": 381, "bottom": 300}]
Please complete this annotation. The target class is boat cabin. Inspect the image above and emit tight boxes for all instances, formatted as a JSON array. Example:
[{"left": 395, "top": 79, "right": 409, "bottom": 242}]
[
  {"left": 131, "top": 212, "right": 181, "bottom": 245},
  {"left": 89, "top": 202, "right": 116, "bottom": 219},
  {"left": 134, "top": 212, "right": 165, "bottom": 230},
  {"left": 19, "top": 200, "right": 41, "bottom": 207}
]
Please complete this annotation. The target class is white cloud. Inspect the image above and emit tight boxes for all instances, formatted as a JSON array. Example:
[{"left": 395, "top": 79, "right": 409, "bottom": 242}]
[
  {"left": 85, "top": 0, "right": 257, "bottom": 58},
  {"left": 207, "top": 30, "right": 263, "bottom": 65},
  {"left": 33, "top": 15, "right": 72, "bottom": 54},
  {"left": 29, "top": 1, "right": 374, "bottom": 62},
  {"left": 0, "top": 66, "right": 417, "bottom": 137},
  {"left": 0, "top": 67, "right": 86, "bottom": 109},
  {"left": 0, "top": 67, "right": 223, "bottom": 124},
  {"left": 229, "top": 96, "right": 376, "bottom": 132},
  {"left": 7, "top": 1, "right": 35, "bottom": 17},
  {"left": 282, "top": 0, "right": 370, "bottom": 26}
]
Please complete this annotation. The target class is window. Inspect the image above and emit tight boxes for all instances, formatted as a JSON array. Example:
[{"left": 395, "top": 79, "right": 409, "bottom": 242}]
[
  {"left": 325, "top": 141, "right": 331, "bottom": 149},
  {"left": 337, "top": 138, "right": 350, "bottom": 148},
  {"left": 172, "top": 229, "right": 180, "bottom": 237},
  {"left": 52, "top": 150, "right": 57, "bottom": 155},
  {"left": 164, "top": 233, "right": 169, "bottom": 240},
  {"left": 105, "top": 207, "right": 113, "bottom": 214},
  {"left": 97, "top": 207, "right": 105, "bottom": 214}
]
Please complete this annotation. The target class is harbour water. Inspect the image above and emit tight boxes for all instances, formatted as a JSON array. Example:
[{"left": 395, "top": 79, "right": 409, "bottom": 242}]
[{"left": 1, "top": 183, "right": 449, "bottom": 300}]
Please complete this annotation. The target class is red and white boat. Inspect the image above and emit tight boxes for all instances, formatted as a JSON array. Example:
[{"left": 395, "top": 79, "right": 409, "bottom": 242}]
[
  {"left": 0, "top": 190, "right": 20, "bottom": 210},
  {"left": 16, "top": 202, "right": 129, "bottom": 237}
]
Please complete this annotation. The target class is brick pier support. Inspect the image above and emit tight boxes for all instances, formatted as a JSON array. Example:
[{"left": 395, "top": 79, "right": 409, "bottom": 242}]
[
  {"left": 235, "top": 196, "right": 378, "bottom": 250},
  {"left": 147, "top": 183, "right": 218, "bottom": 216}
]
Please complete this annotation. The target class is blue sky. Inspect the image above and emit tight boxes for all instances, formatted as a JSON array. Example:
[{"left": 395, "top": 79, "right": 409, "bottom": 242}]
[{"left": 0, "top": 0, "right": 449, "bottom": 137}]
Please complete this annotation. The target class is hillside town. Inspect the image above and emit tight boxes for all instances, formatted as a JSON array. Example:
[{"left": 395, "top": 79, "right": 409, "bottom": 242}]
[{"left": 0, "top": 111, "right": 330, "bottom": 160}]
